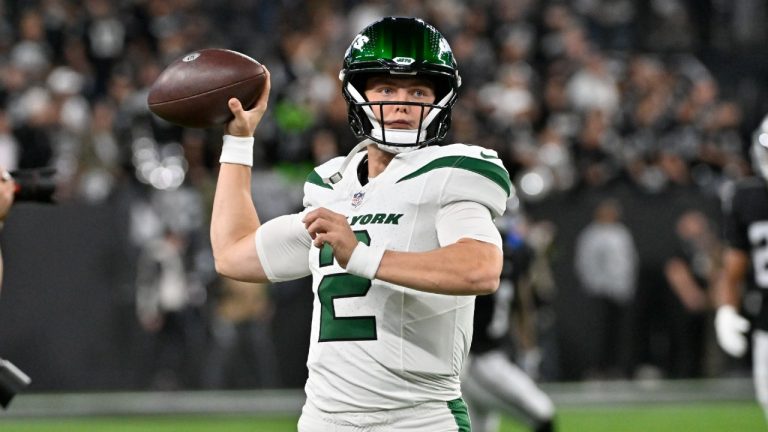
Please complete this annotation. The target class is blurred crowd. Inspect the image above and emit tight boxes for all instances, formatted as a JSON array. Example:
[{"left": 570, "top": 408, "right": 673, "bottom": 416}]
[{"left": 1, "top": 0, "right": 767, "bottom": 389}]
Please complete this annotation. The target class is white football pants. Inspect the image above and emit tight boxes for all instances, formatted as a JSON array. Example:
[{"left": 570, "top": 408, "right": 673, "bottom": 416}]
[
  {"left": 462, "top": 350, "right": 555, "bottom": 432},
  {"left": 298, "top": 397, "right": 471, "bottom": 432}
]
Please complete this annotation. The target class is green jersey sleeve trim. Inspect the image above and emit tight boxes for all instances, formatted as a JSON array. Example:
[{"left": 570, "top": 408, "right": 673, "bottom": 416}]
[
  {"left": 396, "top": 156, "right": 511, "bottom": 196},
  {"left": 306, "top": 170, "right": 334, "bottom": 190}
]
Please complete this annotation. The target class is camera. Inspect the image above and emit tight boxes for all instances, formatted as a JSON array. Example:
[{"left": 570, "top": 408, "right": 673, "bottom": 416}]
[
  {"left": 10, "top": 167, "right": 57, "bottom": 203},
  {"left": 0, "top": 358, "right": 30, "bottom": 408}
]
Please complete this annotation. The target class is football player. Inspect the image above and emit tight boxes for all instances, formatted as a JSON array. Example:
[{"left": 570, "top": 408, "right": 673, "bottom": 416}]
[
  {"left": 211, "top": 17, "right": 511, "bottom": 431},
  {"left": 715, "top": 113, "right": 768, "bottom": 421},
  {"left": 462, "top": 206, "right": 556, "bottom": 432}
]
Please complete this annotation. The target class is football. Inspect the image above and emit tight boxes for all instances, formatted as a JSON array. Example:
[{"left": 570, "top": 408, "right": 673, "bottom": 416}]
[{"left": 147, "top": 48, "right": 266, "bottom": 128}]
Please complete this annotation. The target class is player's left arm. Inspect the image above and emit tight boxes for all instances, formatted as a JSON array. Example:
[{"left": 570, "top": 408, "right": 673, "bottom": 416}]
[
  {"left": 712, "top": 182, "right": 752, "bottom": 357},
  {"left": 715, "top": 247, "right": 749, "bottom": 308},
  {"left": 303, "top": 201, "right": 503, "bottom": 296},
  {"left": 714, "top": 247, "right": 751, "bottom": 357},
  {"left": 376, "top": 237, "right": 502, "bottom": 295}
]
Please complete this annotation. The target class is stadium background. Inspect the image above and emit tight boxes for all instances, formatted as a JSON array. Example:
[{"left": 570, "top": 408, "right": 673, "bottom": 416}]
[{"left": 0, "top": 0, "right": 767, "bottom": 429}]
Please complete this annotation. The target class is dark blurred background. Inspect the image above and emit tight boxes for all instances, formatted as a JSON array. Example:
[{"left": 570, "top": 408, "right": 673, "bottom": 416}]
[{"left": 0, "top": 0, "right": 766, "bottom": 391}]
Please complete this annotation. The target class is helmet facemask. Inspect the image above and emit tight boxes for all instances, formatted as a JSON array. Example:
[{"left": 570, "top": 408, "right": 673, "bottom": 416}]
[{"left": 342, "top": 72, "right": 456, "bottom": 153}]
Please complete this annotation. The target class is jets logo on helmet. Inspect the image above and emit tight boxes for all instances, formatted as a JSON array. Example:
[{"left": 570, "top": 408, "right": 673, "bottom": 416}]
[
  {"left": 438, "top": 38, "right": 454, "bottom": 62},
  {"left": 350, "top": 35, "right": 369, "bottom": 51},
  {"left": 393, "top": 57, "right": 415, "bottom": 65}
]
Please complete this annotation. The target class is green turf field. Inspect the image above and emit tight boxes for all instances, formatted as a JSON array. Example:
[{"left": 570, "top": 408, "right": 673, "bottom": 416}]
[{"left": 0, "top": 402, "right": 763, "bottom": 431}]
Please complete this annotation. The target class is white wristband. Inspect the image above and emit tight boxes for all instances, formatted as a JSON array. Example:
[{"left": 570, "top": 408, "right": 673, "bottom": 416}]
[
  {"left": 345, "top": 242, "right": 386, "bottom": 280},
  {"left": 219, "top": 135, "right": 254, "bottom": 167}
]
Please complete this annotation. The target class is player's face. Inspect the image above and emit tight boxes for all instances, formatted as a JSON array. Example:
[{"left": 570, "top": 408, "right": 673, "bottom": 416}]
[{"left": 364, "top": 75, "right": 436, "bottom": 129}]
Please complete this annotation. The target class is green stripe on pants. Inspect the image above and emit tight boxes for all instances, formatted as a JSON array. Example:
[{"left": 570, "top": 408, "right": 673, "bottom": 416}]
[{"left": 447, "top": 397, "right": 471, "bottom": 432}]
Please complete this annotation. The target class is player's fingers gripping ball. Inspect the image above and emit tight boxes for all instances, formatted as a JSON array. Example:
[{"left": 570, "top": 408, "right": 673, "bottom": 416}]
[{"left": 225, "top": 68, "right": 272, "bottom": 137}]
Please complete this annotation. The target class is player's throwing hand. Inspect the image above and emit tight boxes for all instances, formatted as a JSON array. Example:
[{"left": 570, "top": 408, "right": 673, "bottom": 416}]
[{"left": 225, "top": 67, "right": 271, "bottom": 138}]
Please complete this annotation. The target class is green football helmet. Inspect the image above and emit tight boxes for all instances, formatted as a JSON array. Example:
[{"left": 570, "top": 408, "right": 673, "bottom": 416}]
[{"left": 339, "top": 17, "right": 462, "bottom": 152}]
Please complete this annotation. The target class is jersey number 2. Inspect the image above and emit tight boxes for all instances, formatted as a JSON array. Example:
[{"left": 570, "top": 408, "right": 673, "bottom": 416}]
[{"left": 317, "top": 230, "right": 377, "bottom": 342}]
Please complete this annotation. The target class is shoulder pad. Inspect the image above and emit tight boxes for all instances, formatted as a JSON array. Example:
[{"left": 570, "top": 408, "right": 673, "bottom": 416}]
[
  {"left": 305, "top": 156, "right": 346, "bottom": 188},
  {"left": 303, "top": 156, "right": 343, "bottom": 207},
  {"left": 303, "top": 152, "right": 368, "bottom": 207},
  {"left": 398, "top": 144, "right": 512, "bottom": 217}
]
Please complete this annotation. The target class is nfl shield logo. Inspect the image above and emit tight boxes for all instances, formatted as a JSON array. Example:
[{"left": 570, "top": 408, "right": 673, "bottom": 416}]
[{"left": 351, "top": 191, "right": 365, "bottom": 208}]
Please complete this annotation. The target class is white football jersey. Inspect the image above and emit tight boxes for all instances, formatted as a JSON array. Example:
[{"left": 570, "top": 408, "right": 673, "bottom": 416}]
[{"left": 299, "top": 143, "right": 510, "bottom": 412}]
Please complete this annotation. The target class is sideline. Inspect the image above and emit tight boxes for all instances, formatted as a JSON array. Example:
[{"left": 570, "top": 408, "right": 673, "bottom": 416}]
[{"left": 0, "top": 378, "right": 754, "bottom": 418}]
